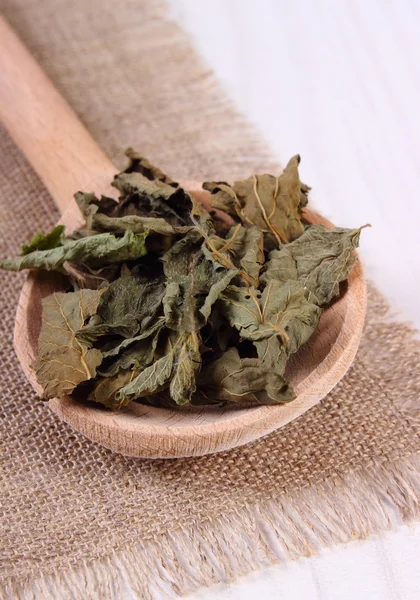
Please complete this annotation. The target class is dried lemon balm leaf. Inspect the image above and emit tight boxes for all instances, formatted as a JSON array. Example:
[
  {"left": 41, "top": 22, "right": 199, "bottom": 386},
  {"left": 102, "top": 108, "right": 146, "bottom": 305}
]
[
  {"left": 0, "top": 151, "right": 367, "bottom": 409},
  {"left": 203, "top": 155, "right": 310, "bottom": 249},
  {"left": 34, "top": 289, "right": 104, "bottom": 398}
]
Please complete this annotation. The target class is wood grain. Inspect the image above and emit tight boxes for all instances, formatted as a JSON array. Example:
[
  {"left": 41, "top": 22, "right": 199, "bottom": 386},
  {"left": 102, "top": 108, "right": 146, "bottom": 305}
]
[
  {"left": 1, "top": 16, "right": 366, "bottom": 458},
  {"left": 0, "top": 16, "right": 117, "bottom": 215}
]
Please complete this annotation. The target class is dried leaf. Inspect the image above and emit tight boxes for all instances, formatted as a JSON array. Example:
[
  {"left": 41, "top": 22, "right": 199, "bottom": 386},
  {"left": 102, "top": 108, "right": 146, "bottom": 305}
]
[
  {"left": 21, "top": 225, "right": 65, "bottom": 255},
  {"left": 90, "top": 213, "right": 182, "bottom": 236},
  {"left": 219, "top": 285, "right": 266, "bottom": 340},
  {"left": 199, "top": 223, "right": 264, "bottom": 287},
  {"left": 101, "top": 318, "right": 165, "bottom": 360},
  {"left": 169, "top": 332, "right": 201, "bottom": 405},
  {"left": 202, "top": 181, "right": 240, "bottom": 216},
  {"left": 112, "top": 172, "right": 193, "bottom": 228},
  {"left": 235, "top": 226, "right": 265, "bottom": 286},
  {"left": 199, "top": 268, "right": 239, "bottom": 321},
  {"left": 161, "top": 234, "right": 203, "bottom": 333},
  {"left": 219, "top": 280, "right": 321, "bottom": 352},
  {"left": 260, "top": 280, "right": 322, "bottom": 354},
  {"left": 116, "top": 345, "right": 174, "bottom": 401},
  {"left": 261, "top": 224, "right": 365, "bottom": 305},
  {"left": 76, "top": 268, "right": 165, "bottom": 346},
  {"left": 116, "top": 331, "right": 201, "bottom": 406},
  {"left": 33, "top": 290, "right": 104, "bottom": 397},
  {"left": 112, "top": 172, "right": 180, "bottom": 202},
  {"left": 204, "top": 155, "right": 309, "bottom": 248},
  {"left": 162, "top": 231, "right": 238, "bottom": 331},
  {"left": 162, "top": 281, "right": 182, "bottom": 330},
  {"left": 75, "top": 192, "right": 118, "bottom": 230},
  {"left": 122, "top": 148, "right": 176, "bottom": 184},
  {"left": 88, "top": 369, "right": 134, "bottom": 409},
  {"left": 98, "top": 331, "right": 160, "bottom": 379},
  {"left": 76, "top": 150, "right": 190, "bottom": 231},
  {"left": 62, "top": 262, "right": 118, "bottom": 290},
  {"left": 0, "top": 149, "right": 366, "bottom": 410},
  {"left": 1, "top": 231, "right": 148, "bottom": 272},
  {"left": 197, "top": 347, "right": 294, "bottom": 405}
]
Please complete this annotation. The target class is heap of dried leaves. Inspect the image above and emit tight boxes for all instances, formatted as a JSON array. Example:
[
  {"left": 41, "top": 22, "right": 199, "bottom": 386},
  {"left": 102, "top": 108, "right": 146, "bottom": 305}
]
[{"left": 1, "top": 150, "right": 366, "bottom": 409}]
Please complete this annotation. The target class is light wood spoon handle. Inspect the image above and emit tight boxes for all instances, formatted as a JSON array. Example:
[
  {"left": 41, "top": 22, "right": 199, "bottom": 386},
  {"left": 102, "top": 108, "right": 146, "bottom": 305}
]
[{"left": 0, "top": 16, "right": 116, "bottom": 215}]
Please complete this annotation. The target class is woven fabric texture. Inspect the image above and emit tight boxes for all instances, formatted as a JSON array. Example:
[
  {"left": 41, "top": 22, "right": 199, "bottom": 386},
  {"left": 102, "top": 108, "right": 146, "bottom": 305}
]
[{"left": 0, "top": 0, "right": 419, "bottom": 596}]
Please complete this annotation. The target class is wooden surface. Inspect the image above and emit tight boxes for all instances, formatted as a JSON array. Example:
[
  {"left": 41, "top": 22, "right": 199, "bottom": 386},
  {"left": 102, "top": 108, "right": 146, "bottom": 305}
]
[
  {"left": 1, "top": 16, "right": 366, "bottom": 458},
  {"left": 187, "top": 523, "right": 420, "bottom": 600}
]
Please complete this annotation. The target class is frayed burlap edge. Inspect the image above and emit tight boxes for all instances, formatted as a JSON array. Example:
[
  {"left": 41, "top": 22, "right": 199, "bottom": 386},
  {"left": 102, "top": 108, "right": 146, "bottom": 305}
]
[
  {"left": 1, "top": 285, "right": 420, "bottom": 599},
  {"left": 2, "top": 453, "right": 419, "bottom": 600}
]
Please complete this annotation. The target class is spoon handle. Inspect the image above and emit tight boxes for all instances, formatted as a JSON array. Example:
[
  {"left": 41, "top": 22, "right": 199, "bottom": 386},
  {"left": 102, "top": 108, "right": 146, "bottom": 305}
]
[{"left": 0, "top": 16, "right": 116, "bottom": 216}]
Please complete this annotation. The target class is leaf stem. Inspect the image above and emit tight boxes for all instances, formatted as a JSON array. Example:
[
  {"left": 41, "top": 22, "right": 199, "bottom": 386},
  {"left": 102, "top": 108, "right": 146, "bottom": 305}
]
[
  {"left": 253, "top": 175, "right": 282, "bottom": 247},
  {"left": 217, "top": 224, "right": 242, "bottom": 254}
]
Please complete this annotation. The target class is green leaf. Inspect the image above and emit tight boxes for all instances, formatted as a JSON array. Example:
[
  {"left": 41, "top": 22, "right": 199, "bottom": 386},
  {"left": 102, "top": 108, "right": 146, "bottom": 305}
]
[
  {"left": 1, "top": 231, "right": 148, "bottom": 272},
  {"left": 116, "top": 331, "right": 201, "bottom": 406},
  {"left": 162, "top": 231, "right": 238, "bottom": 332},
  {"left": 196, "top": 347, "right": 294, "bottom": 405},
  {"left": 199, "top": 268, "right": 238, "bottom": 321},
  {"left": 101, "top": 318, "right": 165, "bottom": 359},
  {"left": 76, "top": 268, "right": 165, "bottom": 346},
  {"left": 75, "top": 192, "right": 118, "bottom": 229},
  {"left": 260, "top": 280, "right": 322, "bottom": 354},
  {"left": 117, "top": 346, "right": 174, "bottom": 401},
  {"left": 203, "top": 155, "right": 310, "bottom": 248},
  {"left": 261, "top": 224, "right": 366, "bottom": 305},
  {"left": 33, "top": 289, "right": 104, "bottom": 398},
  {"left": 219, "top": 280, "right": 321, "bottom": 351},
  {"left": 21, "top": 225, "right": 65, "bottom": 255},
  {"left": 87, "top": 369, "right": 134, "bottom": 409},
  {"left": 169, "top": 332, "right": 201, "bottom": 405},
  {"left": 90, "top": 213, "right": 182, "bottom": 236},
  {"left": 98, "top": 328, "right": 161, "bottom": 378},
  {"left": 235, "top": 226, "right": 265, "bottom": 286},
  {"left": 112, "top": 172, "right": 193, "bottom": 228}
]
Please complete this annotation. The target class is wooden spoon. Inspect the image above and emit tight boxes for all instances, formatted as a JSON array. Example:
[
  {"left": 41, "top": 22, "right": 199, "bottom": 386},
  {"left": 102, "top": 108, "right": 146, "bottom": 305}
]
[{"left": 0, "top": 17, "right": 367, "bottom": 458}]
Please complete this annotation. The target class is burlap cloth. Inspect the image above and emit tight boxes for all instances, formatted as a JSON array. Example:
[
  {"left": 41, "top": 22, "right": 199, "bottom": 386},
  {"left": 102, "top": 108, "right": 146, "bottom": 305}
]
[{"left": 0, "top": 1, "right": 419, "bottom": 598}]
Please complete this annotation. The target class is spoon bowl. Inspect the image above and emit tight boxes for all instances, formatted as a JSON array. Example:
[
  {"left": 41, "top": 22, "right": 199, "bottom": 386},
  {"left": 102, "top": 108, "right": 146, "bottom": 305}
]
[{"left": 14, "top": 182, "right": 366, "bottom": 458}]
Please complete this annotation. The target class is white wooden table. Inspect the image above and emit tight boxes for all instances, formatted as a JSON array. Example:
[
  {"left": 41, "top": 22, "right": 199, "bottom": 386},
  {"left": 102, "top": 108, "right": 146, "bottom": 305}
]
[{"left": 164, "top": 1, "right": 420, "bottom": 598}]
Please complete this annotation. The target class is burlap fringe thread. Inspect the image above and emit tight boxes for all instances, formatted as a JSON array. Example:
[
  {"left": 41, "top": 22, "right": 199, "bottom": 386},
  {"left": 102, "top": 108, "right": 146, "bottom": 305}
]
[{"left": 3, "top": 452, "right": 419, "bottom": 600}]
